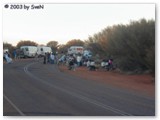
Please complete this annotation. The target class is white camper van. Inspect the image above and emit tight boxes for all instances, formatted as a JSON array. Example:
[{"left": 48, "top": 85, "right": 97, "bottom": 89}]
[
  {"left": 20, "top": 46, "right": 37, "bottom": 58},
  {"left": 37, "top": 46, "right": 52, "bottom": 57},
  {"left": 68, "top": 46, "right": 84, "bottom": 55}
]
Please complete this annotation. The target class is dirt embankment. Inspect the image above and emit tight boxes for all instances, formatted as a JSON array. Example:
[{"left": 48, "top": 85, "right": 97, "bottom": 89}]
[{"left": 59, "top": 65, "right": 155, "bottom": 97}]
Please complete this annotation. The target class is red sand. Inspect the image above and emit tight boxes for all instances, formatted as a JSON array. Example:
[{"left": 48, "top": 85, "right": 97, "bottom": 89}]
[{"left": 59, "top": 66, "right": 155, "bottom": 97}]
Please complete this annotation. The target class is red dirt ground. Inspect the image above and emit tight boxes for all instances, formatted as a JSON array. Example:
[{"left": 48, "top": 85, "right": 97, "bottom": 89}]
[{"left": 59, "top": 65, "right": 155, "bottom": 97}]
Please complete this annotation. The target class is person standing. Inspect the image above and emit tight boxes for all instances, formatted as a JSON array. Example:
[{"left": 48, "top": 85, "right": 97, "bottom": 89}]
[
  {"left": 73, "top": 55, "right": 77, "bottom": 71},
  {"left": 50, "top": 53, "right": 55, "bottom": 64},
  {"left": 108, "top": 59, "right": 113, "bottom": 70},
  {"left": 13, "top": 49, "right": 17, "bottom": 60},
  {"left": 4, "top": 51, "right": 12, "bottom": 64},
  {"left": 77, "top": 55, "right": 82, "bottom": 67},
  {"left": 43, "top": 53, "right": 47, "bottom": 64},
  {"left": 68, "top": 55, "right": 74, "bottom": 70},
  {"left": 47, "top": 52, "right": 51, "bottom": 63}
]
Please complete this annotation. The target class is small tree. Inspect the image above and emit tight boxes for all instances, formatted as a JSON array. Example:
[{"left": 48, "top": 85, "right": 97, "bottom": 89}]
[
  {"left": 16, "top": 40, "right": 38, "bottom": 48},
  {"left": 46, "top": 41, "right": 59, "bottom": 53},
  {"left": 66, "top": 39, "right": 84, "bottom": 47},
  {"left": 57, "top": 44, "right": 68, "bottom": 54}
]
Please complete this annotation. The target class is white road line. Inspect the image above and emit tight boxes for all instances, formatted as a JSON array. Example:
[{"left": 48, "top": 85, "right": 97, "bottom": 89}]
[
  {"left": 3, "top": 94, "right": 25, "bottom": 116},
  {"left": 24, "top": 62, "right": 132, "bottom": 116}
]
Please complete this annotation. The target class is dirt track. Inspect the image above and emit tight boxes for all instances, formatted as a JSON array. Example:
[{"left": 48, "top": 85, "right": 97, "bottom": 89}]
[{"left": 59, "top": 65, "right": 155, "bottom": 97}]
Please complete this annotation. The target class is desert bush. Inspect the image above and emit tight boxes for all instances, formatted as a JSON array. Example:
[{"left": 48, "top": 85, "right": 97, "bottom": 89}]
[{"left": 86, "top": 19, "right": 155, "bottom": 73}]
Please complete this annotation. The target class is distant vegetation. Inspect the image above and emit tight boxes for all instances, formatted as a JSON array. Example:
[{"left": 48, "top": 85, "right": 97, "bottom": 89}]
[
  {"left": 86, "top": 19, "right": 155, "bottom": 73},
  {"left": 3, "top": 18, "right": 155, "bottom": 74},
  {"left": 16, "top": 40, "right": 38, "bottom": 48},
  {"left": 46, "top": 41, "right": 59, "bottom": 53},
  {"left": 58, "top": 39, "right": 85, "bottom": 54}
]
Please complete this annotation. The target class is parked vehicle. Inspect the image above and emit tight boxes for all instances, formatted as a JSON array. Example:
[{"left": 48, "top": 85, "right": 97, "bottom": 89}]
[
  {"left": 20, "top": 46, "right": 37, "bottom": 58},
  {"left": 16, "top": 49, "right": 25, "bottom": 58},
  {"left": 68, "top": 46, "right": 84, "bottom": 55},
  {"left": 83, "top": 50, "right": 92, "bottom": 58},
  {"left": 37, "top": 46, "right": 52, "bottom": 57}
]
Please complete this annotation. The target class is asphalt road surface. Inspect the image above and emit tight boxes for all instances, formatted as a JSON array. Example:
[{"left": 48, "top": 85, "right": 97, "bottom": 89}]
[{"left": 3, "top": 59, "right": 155, "bottom": 116}]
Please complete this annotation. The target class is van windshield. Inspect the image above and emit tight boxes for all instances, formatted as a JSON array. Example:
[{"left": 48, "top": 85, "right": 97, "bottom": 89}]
[
  {"left": 25, "top": 48, "right": 29, "bottom": 51},
  {"left": 28, "top": 47, "right": 37, "bottom": 51}
]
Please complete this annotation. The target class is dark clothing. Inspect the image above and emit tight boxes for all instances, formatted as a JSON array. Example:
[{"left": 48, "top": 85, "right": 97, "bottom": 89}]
[
  {"left": 69, "top": 60, "right": 74, "bottom": 66},
  {"left": 43, "top": 55, "right": 47, "bottom": 64},
  {"left": 47, "top": 53, "right": 50, "bottom": 63},
  {"left": 89, "top": 65, "right": 96, "bottom": 71}
]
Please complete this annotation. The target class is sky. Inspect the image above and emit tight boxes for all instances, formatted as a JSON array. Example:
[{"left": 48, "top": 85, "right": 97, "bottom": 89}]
[{"left": 3, "top": 3, "right": 155, "bottom": 46}]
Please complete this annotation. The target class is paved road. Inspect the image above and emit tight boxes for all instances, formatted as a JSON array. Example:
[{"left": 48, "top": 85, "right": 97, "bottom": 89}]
[{"left": 3, "top": 59, "right": 155, "bottom": 116}]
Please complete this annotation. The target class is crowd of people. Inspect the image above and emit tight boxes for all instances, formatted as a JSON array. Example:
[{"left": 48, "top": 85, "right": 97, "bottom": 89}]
[
  {"left": 57, "top": 53, "right": 114, "bottom": 71},
  {"left": 4, "top": 50, "right": 115, "bottom": 72},
  {"left": 3, "top": 49, "right": 23, "bottom": 63},
  {"left": 3, "top": 48, "right": 29, "bottom": 64},
  {"left": 43, "top": 52, "right": 58, "bottom": 64}
]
